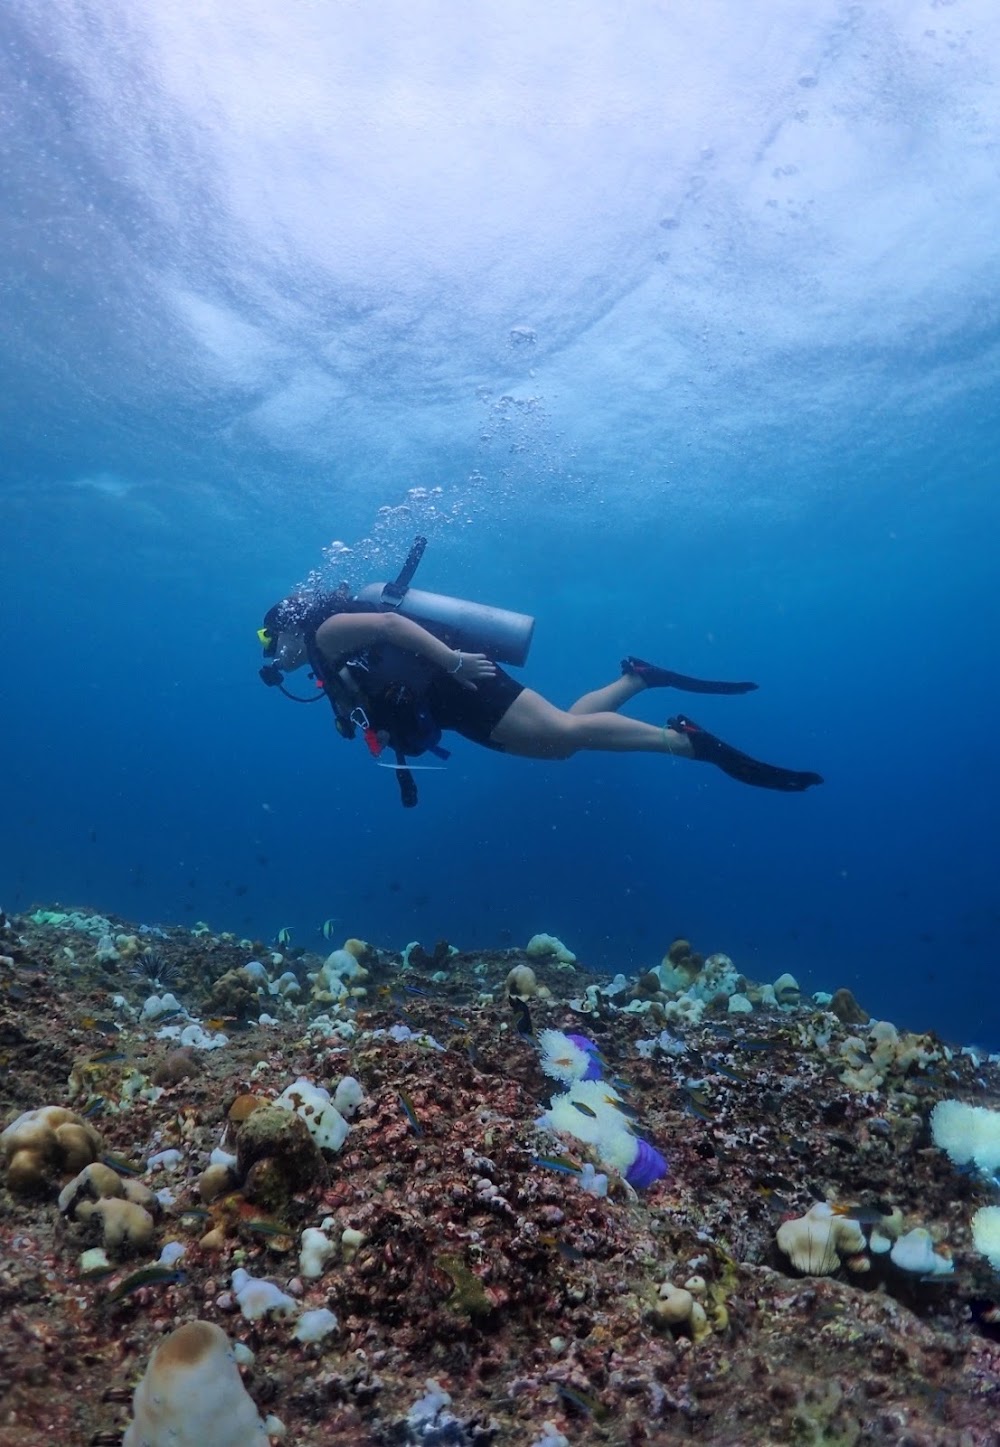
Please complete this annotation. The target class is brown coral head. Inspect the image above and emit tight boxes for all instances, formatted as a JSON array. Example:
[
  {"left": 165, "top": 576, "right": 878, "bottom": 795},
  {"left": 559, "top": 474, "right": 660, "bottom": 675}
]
[
  {"left": 828, "top": 988, "right": 870, "bottom": 1026},
  {"left": 227, "top": 1093, "right": 266, "bottom": 1125},
  {"left": 6, "top": 1148, "right": 50, "bottom": 1195},
  {"left": 235, "top": 1104, "right": 323, "bottom": 1193},
  {"left": 151, "top": 1049, "right": 201, "bottom": 1087},
  {"left": 633, "top": 971, "right": 662, "bottom": 998},
  {"left": 1, "top": 1107, "right": 102, "bottom": 1195}
]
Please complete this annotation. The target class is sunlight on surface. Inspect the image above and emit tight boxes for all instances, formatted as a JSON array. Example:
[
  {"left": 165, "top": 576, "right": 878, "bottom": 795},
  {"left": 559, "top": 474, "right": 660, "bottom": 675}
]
[{"left": 4, "top": 0, "right": 1000, "bottom": 519}]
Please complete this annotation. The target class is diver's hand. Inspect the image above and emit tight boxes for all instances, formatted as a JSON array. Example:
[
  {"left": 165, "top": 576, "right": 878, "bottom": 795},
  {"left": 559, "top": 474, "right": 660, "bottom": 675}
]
[{"left": 447, "top": 650, "right": 496, "bottom": 690}]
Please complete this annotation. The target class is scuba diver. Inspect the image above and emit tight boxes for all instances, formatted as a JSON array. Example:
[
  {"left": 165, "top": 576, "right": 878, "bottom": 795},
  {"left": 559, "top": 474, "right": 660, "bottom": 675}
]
[{"left": 258, "top": 538, "right": 823, "bottom": 808}]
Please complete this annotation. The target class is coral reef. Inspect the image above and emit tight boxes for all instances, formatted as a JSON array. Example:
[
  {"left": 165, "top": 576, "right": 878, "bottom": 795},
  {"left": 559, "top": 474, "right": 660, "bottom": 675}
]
[{"left": 0, "top": 909, "right": 999, "bottom": 1445}]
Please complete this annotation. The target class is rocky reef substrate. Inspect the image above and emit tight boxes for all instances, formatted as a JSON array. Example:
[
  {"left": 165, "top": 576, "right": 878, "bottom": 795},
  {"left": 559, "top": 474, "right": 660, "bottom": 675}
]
[{"left": 1, "top": 906, "right": 1000, "bottom": 1445}]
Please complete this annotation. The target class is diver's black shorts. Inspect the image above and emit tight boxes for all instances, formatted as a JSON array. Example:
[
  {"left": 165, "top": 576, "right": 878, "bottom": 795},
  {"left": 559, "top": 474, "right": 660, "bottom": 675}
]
[{"left": 428, "top": 666, "right": 525, "bottom": 747}]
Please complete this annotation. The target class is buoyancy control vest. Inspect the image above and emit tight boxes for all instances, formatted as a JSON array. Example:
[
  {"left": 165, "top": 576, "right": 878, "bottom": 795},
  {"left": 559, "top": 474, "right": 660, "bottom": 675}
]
[
  {"left": 259, "top": 537, "right": 535, "bottom": 808},
  {"left": 305, "top": 633, "right": 450, "bottom": 795}
]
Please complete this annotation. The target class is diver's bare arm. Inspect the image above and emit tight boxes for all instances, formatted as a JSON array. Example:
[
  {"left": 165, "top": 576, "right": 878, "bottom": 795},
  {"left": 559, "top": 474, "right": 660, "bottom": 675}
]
[{"left": 314, "top": 612, "right": 495, "bottom": 685}]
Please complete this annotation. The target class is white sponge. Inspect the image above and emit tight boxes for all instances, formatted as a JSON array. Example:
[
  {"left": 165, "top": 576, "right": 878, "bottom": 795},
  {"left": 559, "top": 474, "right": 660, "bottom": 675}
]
[
  {"left": 123, "top": 1320, "right": 268, "bottom": 1447},
  {"left": 274, "top": 1077, "right": 350, "bottom": 1153},
  {"left": 972, "top": 1206, "right": 1000, "bottom": 1271},
  {"left": 931, "top": 1099, "right": 1000, "bottom": 1175}
]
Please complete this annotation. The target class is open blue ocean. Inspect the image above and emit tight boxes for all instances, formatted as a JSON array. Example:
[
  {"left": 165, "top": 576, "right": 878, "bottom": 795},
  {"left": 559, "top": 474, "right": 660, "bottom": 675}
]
[{"left": 3, "top": 1, "right": 998, "bottom": 1048}]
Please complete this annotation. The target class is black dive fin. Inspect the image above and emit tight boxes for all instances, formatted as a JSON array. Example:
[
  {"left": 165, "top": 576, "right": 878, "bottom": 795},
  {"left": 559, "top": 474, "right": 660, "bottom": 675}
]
[
  {"left": 668, "top": 715, "right": 823, "bottom": 792},
  {"left": 622, "top": 656, "right": 757, "bottom": 695}
]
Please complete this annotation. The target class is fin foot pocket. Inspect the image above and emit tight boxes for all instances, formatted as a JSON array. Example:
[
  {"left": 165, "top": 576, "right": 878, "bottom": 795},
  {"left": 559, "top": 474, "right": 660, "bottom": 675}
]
[
  {"left": 622, "top": 656, "right": 758, "bottom": 695},
  {"left": 668, "top": 715, "right": 823, "bottom": 792}
]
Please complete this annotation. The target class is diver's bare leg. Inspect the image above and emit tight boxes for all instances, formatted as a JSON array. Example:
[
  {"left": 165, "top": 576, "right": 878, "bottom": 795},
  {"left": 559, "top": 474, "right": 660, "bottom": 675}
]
[
  {"left": 492, "top": 689, "right": 692, "bottom": 759},
  {"left": 567, "top": 675, "right": 645, "bottom": 716},
  {"left": 491, "top": 687, "right": 823, "bottom": 790}
]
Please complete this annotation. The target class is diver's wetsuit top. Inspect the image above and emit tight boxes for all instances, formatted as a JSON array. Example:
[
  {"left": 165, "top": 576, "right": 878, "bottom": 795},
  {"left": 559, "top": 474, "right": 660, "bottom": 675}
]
[{"left": 341, "top": 642, "right": 525, "bottom": 750}]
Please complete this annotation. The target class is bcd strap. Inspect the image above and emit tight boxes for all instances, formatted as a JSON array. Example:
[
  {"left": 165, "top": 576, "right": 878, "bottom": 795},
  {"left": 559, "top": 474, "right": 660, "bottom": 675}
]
[
  {"left": 381, "top": 534, "right": 427, "bottom": 605},
  {"left": 305, "top": 618, "right": 426, "bottom": 807},
  {"left": 396, "top": 753, "right": 418, "bottom": 808}
]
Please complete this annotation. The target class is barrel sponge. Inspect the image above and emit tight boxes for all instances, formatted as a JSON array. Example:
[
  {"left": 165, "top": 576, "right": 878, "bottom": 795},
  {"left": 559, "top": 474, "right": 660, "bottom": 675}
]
[{"left": 123, "top": 1320, "right": 268, "bottom": 1447}]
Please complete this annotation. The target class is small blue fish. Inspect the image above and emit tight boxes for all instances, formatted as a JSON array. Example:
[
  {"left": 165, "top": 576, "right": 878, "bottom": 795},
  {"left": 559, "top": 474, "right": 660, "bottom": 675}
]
[
  {"left": 510, "top": 995, "right": 534, "bottom": 1039},
  {"left": 606, "top": 1096, "right": 642, "bottom": 1121},
  {"left": 832, "top": 1203, "right": 888, "bottom": 1226},
  {"left": 680, "top": 1088, "right": 714, "bottom": 1122},
  {"left": 398, "top": 1091, "right": 424, "bottom": 1137},
  {"left": 244, "top": 1217, "right": 292, "bottom": 1238},
  {"left": 276, "top": 927, "right": 293, "bottom": 947},
  {"left": 555, "top": 1383, "right": 607, "bottom": 1421},
  {"left": 530, "top": 1154, "right": 583, "bottom": 1178},
  {"left": 107, "top": 1265, "right": 185, "bottom": 1302},
  {"left": 321, "top": 918, "right": 338, "bottom": 940},
  {"left": 101, "top": 1153, "right": 142, "bottom": 1178},
  {"left": 734, "top": 1036, "right": 785, "bottom": 1053},
  {"left": 707, "top": 1059, "right": 751, "bottom": 1084},
  {"left": 556, "top": 1240, "right": 586, "bottom": 1263}
]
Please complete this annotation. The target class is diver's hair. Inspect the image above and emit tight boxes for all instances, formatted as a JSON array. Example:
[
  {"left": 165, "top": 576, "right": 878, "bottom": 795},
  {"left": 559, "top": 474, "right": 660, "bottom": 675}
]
[{"left": 264, "top": 585, "right": 375, "bottom": 637}]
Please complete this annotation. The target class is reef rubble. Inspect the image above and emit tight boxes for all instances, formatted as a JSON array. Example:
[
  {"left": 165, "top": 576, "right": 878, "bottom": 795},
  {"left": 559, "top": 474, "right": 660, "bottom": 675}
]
[{"left": 2, "top": 907, "right": 1000, "bottom": 1446}]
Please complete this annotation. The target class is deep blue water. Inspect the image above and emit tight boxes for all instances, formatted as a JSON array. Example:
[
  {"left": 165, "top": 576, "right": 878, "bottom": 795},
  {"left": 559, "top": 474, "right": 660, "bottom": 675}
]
[{"left": 3, "top": 3, "right": 999, "bottom": 1047}]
